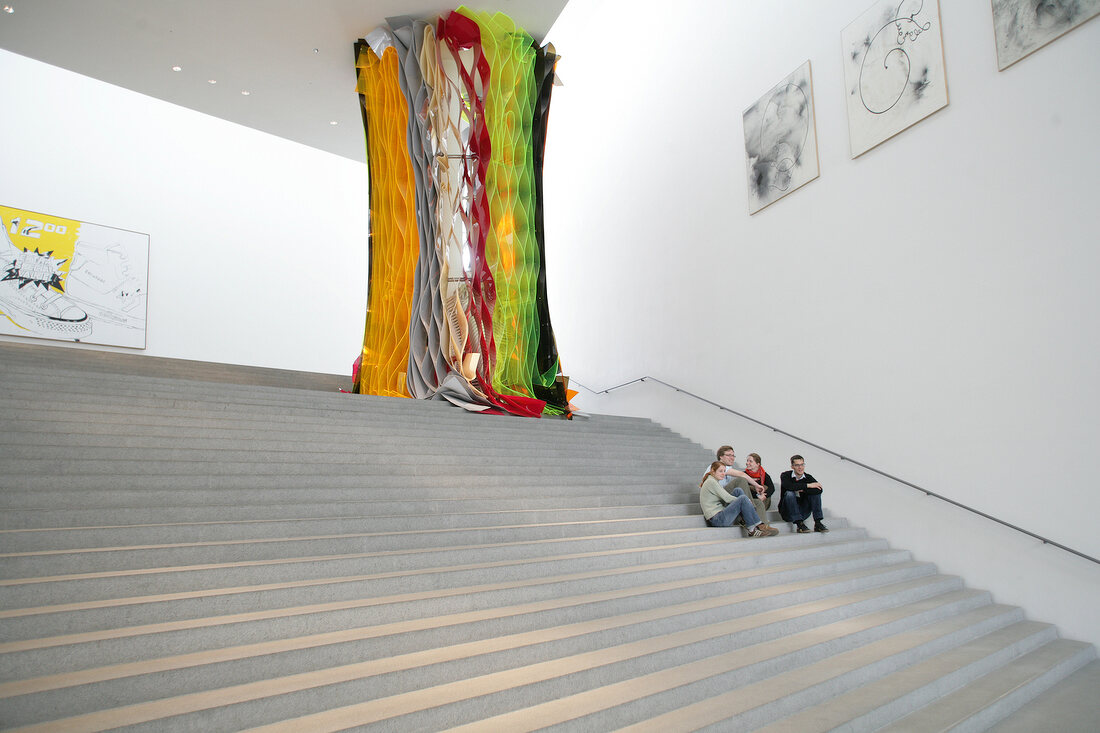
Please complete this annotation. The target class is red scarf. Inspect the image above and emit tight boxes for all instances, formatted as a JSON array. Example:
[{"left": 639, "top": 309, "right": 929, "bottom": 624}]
[{"left": 744, "top": 464, "right": 767, "bottom": 491}]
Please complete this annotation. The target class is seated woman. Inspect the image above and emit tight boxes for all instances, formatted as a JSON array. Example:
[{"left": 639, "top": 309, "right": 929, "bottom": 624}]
[
  {"left": 699, "top": 461, "right": 777, "bottom": 537},
  {"left": 718, "top": 462, "right": 774, "bottom": 531},
  {"left": 743, "top": 452, "right": 776, "bottom": 511}
]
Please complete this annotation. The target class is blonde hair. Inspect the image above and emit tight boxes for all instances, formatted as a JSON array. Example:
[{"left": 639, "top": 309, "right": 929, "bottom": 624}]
[{"left": 700, "top": 461, "right": 724, "bottom": 488}]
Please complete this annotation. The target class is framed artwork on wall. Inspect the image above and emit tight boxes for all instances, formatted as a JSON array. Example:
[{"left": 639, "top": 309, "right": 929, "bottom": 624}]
[
  {"left": 991, "top": 0, "right": 1100, "bottom": 70},
  {"left": 841, "top": 0, "right": 949, "bottom": 158},
  {"left": 0, "top": 205, "right": 149, "bottom": 349},
  {"left": 743, "top": 60, "right": 820, "bottom": 215}
]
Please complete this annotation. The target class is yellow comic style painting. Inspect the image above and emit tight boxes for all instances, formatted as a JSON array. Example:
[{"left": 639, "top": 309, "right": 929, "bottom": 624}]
[{"left": 1, "top": 205, "right": 149, "bottom": 348}]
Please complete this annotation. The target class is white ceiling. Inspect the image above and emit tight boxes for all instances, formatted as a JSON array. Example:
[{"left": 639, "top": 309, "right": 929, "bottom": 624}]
[{"left": 0, "top": 0, "right": 569, "bottom": 162}]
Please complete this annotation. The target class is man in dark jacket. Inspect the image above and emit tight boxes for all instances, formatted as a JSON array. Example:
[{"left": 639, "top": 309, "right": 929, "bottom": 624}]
[{"left": 779, "top": 454, "right": 828, "bottom": 533}]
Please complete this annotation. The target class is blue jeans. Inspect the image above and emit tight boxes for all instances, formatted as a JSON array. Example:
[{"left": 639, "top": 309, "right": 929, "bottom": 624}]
[
  {"left": 706, "top": 490, "right": 762, "bottom": 529},
  {"left": 782, "top": 491, "right": 823, "bottom": 523}
]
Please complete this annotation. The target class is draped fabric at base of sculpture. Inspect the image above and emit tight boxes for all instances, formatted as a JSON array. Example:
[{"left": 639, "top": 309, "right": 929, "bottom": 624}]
[{"left": 355, "top": 8, "right": 569, "bottom": 417}]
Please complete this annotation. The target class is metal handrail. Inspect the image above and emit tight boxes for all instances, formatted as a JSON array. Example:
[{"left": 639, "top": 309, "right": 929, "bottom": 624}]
[{"left": 574, "top": 375, "right": 1099, "bottom": 566}]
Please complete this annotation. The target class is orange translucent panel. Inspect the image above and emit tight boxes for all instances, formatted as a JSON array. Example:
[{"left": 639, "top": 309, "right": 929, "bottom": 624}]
[{"left": 357, "top": 45, "right": 420, "bottom": 397}]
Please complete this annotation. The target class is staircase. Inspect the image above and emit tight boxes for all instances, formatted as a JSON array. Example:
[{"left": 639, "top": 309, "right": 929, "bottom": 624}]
[{"left": 0, "top": 341, "right": 1094, "bottom": 731}]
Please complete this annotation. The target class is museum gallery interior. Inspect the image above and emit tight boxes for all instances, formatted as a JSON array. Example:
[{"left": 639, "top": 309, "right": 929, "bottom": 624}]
[{"left": 0, "top": 1, "right": 1098, "bottom": 730}]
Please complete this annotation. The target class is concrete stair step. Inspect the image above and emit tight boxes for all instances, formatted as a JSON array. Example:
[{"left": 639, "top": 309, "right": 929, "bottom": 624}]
[
  {"left": 877, "top": 640, "right": 1097, "bottom": 733},
  {"left": 132, "top": 595, "right": 1019, "bottom": 732},
  {"left": 0, "top": 578, "right": 995, "bottom": 730},
  {"left": 986, "top": 659, "right": 1100, "bottom": 733},
  {"left": 0, "top": 546, "right": 913, "bottom": 644},
  {"left": 1, "top": 396, "right": 682, "bottom": 438},
  {"left": 0, "top": 457, "right": 699, "bottom": 478},
  {"left": 1, "top": 473, "right": 700, "bottom": 491},
  {"left": 0, "top": 527, "right": 868, "bottom": 611},
  {"left": 0, "top": 372, "right": 655, "bottom": 430},
  {"left": 3, "top": 561, "right": 949, "bottom": 684},
  {"left": 0, "top": 403, "right": 685, "bottom": 436},
  {"left": 749, "top": 633, "right": 1090, "bottom": 733},
  {"left": 531, "top": 614, "right": 1049, "bottom": 733},
  {"left": 0, "top": 519, "right": 834, "bottom": 578},
  {"left": 0, "top": 446, "right": 704, "bottom": 471},
  {"left": 0, "top": 493, "right": 699, "bottom": 528},
  {"left": 0, "top": 483, "right": 698, "bottom": 510},
  {"left": 0, "top": 581, "right": 984, "bottom": 728},
  {"left": 0, "top": 507, "right": 714, "bottom": 553},
  {"left": 0, "top": 430, "right": 708, "bottom": 459},
  {"left": 0, "top": 405, "right": 695, "bottom": 440},
  {"left": 0, "top": 342, "right": 348, "bottom": 391},
  {"left": 2, "top": 532, "right": 878, "bottom": 609}
]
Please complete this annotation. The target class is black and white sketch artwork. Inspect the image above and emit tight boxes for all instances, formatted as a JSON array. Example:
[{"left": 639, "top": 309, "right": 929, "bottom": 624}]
[
  {"left": 1, "top": 205, "right": 149, "bottom": 349},
  {"left": 841, "top": 0, "right": 948, "bottom": 158},
  {"left": 992, "top": 0, "right": 1100, "bottom": 70},
  {"left": 743, "top": 60, "right": 819, "bottom": 214}
]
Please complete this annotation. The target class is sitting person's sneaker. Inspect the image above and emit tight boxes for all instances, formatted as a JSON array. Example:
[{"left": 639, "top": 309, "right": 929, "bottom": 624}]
[
  {"left": 795, "top": 521, "right": 810, "bottom": 533},
  {"left": 749, "top": 524, "right": 778, "bottom": 537},
  {"left": 814, "top": 522, "right": 829, "bottom": 533}
]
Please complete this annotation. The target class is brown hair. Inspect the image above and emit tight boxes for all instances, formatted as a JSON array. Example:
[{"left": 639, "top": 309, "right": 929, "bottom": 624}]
[
  {"left": 747, "top": 452, "right": 762, "bottom": 466},
  {"left": 790, "top": 454, "right": 804, "bottom": 465},
  {"left": 716, "top": 445, "right": 734, "bottom": 460},
  {"left": 700, "top": 461, "right": 724, "bottom": 488}
]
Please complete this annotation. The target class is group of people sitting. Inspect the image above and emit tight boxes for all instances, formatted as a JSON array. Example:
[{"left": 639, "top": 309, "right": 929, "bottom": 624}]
[{"left": 699, "top": 445, "right": 828, "bottom": 537}]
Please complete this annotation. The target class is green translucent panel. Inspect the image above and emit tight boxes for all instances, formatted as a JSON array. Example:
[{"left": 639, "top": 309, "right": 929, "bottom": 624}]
[{"left": 459, "top": 8, "right": 541, "bottom": 403}]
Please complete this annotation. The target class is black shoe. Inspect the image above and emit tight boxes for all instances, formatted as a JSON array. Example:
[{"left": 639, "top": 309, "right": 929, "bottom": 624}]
[
  {"left": 814, "top": 522, "right": 829, "bottom": 533},
  {"left": 795, "top": 521, "right": 810, "bottom": 533}
]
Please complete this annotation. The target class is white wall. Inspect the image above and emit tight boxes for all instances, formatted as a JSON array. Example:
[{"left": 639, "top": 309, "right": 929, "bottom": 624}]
[
  {"left": 543, "top": 1, "right": 1100, "bottom": 646},
  {"left": 543, "top": 3, "right": 1100, "bottom": 555},
  {"left": 0, "top": 49, "right": 369, "bottom": 375}
]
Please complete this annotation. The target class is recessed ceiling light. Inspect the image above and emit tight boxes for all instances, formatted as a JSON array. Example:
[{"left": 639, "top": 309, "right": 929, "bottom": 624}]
[
  {"left": 207, "top": 79, "right": 217, "bottom": 85},
  {"left": 171, "top": 65, "right": 182, "bottom": 72},
  {"left": 241, "top": 90, "right": 251, "bottom": 96},
  {"left": 330, "top": 120, "right": 338, "bottom": 126},
  {"left": 313, "top": 48, "right": 320, "bottom": 54},
  {"left": 2, "top": 6, "right": 14, "bottom": 14}
]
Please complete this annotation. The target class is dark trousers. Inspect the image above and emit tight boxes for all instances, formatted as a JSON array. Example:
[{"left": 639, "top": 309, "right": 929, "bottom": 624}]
[{"left": 781, "top": 491, "right": 823, "bottom": 523}]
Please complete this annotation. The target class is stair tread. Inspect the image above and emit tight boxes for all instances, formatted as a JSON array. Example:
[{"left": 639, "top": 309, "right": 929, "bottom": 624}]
[
  {"left": 0, "top": 560, "right": 939, "bottom": 668},
  {"left": 1, "top": 546, "right": 905, "bottom": 618},
  {"left": 9, "top": 588, "right": 999, "bottom": 731},
  {"left": 0, "top": 580, "right": 978, "bottom": 701},
  {"left": 608, "top": 617, "right": 1048, "bottom": 733},
  {"left": 878, "top": 640, "right": 1097, "bottom": 733}
]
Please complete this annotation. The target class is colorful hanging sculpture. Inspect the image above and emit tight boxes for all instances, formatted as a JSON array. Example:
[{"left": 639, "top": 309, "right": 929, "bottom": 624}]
[{"left": 355, "top": 8, "right": 569, "bottom": 416}]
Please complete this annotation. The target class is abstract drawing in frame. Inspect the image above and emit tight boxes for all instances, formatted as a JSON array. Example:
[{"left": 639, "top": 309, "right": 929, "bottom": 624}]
[
  {"left": 1, "top": 205, "right": 149, "bottom": 348},
  {"left": 841, "top": 0, "right": 949, "bottom": 158},
  {"left": 744, "top": 60, "right": 820, "bottom": 215},
  {"left": 991, "top": 0, "right": 1100, "bottom": 70}
]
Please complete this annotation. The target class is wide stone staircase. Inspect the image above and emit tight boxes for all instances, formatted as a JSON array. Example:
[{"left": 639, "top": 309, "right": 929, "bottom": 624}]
[{"left": 0, "top": 341, "right": 1095, "bottom": 731}]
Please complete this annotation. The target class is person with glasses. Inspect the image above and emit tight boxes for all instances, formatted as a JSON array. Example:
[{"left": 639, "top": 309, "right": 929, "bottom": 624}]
[
  {"left": 715, "top": 445, "right": 774, "bottom": 531},
  {"left": 779, "top": 454, "right": 828, "bottom": 533},
  {"left": 699, "top": 462, "right": 778, "bottom": 537}
]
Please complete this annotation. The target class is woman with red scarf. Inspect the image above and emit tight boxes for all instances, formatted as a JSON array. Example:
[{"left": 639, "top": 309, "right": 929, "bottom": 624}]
[{"left": 743, "top": 453, "right": 776, "bottom": 511}]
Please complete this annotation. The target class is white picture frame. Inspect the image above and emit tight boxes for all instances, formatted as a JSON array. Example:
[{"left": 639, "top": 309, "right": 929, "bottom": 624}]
[
  {"left": 743, "top": 60, "right": 820, "bottom": 215},
  {"left": 991, "top": 0, "right": 1100, "bottom": 70},
  {"left": 841, "top": 0, "right": 949, "bottom": 158}
]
